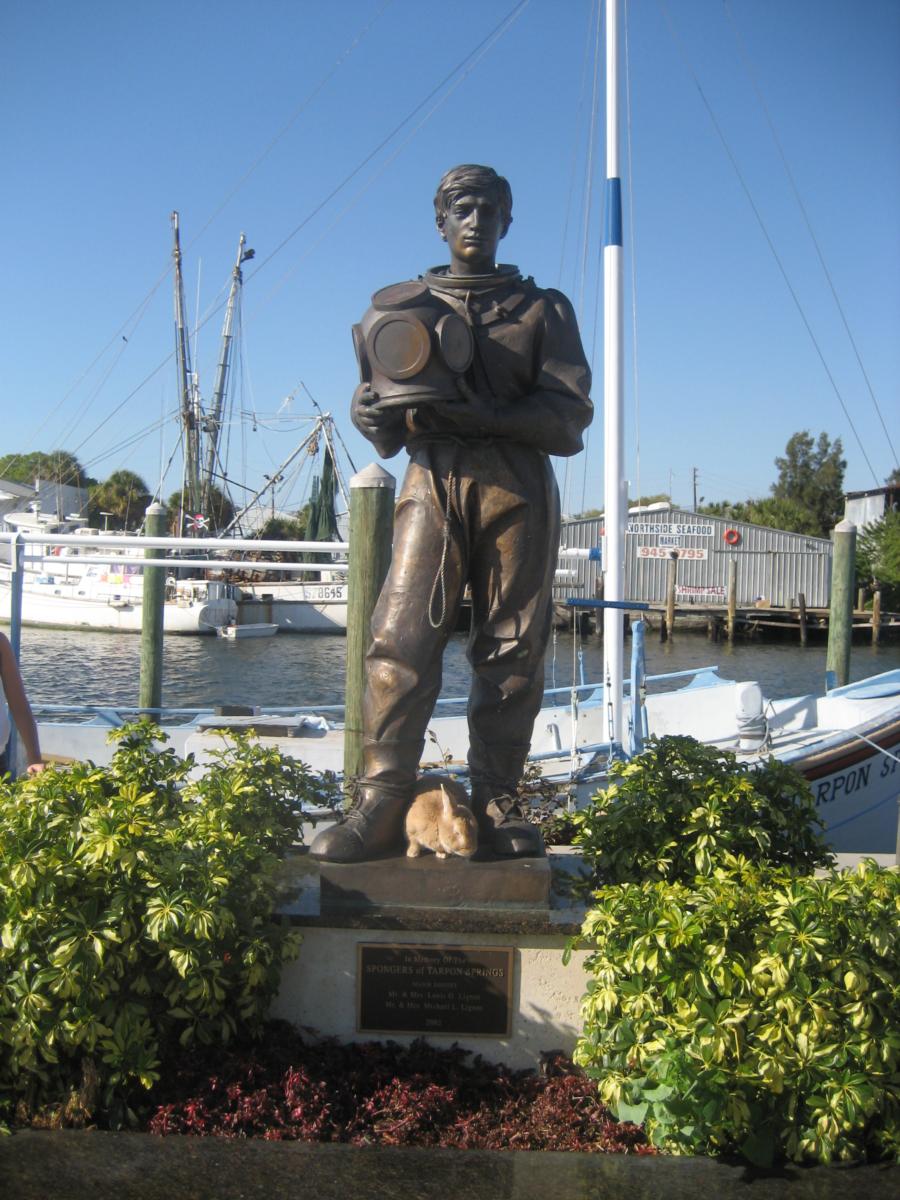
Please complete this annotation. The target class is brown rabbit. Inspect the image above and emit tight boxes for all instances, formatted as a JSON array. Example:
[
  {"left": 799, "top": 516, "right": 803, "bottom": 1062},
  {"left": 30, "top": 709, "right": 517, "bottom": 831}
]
[{"left": 404, "top": 774, "right": 478, "bottom": 859}]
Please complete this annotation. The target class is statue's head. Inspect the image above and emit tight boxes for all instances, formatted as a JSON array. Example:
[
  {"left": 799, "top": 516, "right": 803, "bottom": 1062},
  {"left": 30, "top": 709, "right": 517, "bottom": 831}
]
[
  {"left": 433, "top": 164, "right": 513, "bottom": 238},
  {"left": 433, "top": 165, "right": 513, "bottom": 275}
]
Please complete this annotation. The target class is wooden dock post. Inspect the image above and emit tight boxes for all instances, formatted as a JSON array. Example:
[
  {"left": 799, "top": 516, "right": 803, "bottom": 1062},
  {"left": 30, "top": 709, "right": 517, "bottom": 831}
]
[
  {"left": 825, "top": 519, "right": 856, "bottom": 689},
  {"left": 139, "top": 502, "right": 168, "bottom": 712},
  {"left": 6, "top": 533, "right": 25, "bottom": 772},
  {"left": 344, "top": 464, "right": 395, "bottom": 784},
  {"left": 797, "top": 592, "right": 808, "bottom": 647},
  {"left": 872, "top": 589, "right": 882, "bottom": 646},
  {"left": 662, "top": 553, "right": 677, "bottom": 641},
  {"left": 726, "top": 557, "right": 737, "bottom": 643}
]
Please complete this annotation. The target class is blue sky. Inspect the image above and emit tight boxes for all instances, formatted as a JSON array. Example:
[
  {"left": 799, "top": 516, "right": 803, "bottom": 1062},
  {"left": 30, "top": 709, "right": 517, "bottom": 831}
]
[{"left": 3, "top": 0, "right": 898, "bottom": 520}]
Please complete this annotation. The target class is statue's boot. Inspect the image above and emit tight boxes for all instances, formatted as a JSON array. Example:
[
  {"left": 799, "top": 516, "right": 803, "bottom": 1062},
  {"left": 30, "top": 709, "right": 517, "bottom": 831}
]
[
  {"left": 310, "top": 739, "right": 419, "bottom": 863},
  {"left": 470, "top": 783, "right": 544, "bottom": 858},
  {"left": 309, "top": 784, "right": 409, "bottom": 863}
]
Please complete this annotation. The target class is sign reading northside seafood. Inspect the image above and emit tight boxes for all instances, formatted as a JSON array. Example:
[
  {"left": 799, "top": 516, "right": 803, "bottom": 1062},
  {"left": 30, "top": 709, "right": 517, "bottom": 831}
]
[{"left": 628, "top": 521, "right": 715, "bottom": 537}]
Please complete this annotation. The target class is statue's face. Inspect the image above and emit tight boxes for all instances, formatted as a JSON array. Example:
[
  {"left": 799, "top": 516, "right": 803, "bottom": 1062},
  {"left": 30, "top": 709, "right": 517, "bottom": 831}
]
[{"left": 441, "top": 191, "right": 504, "bottom": 275}]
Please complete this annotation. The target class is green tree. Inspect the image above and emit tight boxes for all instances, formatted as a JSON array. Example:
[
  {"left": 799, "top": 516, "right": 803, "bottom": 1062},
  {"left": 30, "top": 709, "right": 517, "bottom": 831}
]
[
  {"left": 744, "top": 495, "right": 823, "bottom": 537},
  {"left": 258, "top": 515, "right": 308, "bottom": 541},
  {"left": 772, "top": 431, "right": 845, "bottom": 536},
  {"left": 88, "top": 470, "right": 152, "bottom": 530},
  {"left": 856, "top": 509, "right": 900, "bottom": 609},
  {"left": 0, "top": 449, "right": 93, "bottom": 489},
  {"left": 166, "top": 484, "right": 235, "bottom": 534}
]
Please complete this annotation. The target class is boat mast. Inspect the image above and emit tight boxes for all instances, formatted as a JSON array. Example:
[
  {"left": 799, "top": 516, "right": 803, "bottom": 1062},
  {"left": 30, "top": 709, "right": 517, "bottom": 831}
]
[
  {"left": 603, "top": 0, "right": 626, "bottom": 746},
  {"left": 201, "top": 232, "right": 253, "bottom": 518},
  {"left": 171, "top": 212, "right": 203, "bottom": 522}
]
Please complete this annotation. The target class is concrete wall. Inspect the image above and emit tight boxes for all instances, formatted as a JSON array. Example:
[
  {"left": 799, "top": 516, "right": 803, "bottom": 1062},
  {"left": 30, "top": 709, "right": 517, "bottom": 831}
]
[{"left": 272, "top": 927, "right": 590, "bottom": 1071}]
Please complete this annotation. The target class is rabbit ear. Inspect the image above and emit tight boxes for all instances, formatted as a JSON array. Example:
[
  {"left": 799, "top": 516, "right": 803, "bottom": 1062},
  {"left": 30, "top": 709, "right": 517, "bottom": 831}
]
[{"left": 440, "top": 784, "right": 453, "bottom": 814}]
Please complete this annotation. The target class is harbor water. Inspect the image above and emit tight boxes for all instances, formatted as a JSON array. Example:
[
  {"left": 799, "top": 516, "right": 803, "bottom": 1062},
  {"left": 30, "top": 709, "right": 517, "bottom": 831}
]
[{"left": 17, "top": 625, "right": 900, "bottom": 714}]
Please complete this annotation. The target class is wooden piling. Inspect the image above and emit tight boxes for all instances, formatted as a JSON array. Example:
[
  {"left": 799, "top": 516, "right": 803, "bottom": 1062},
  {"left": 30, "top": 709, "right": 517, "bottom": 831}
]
[
  {"left": 726, "top": 557, "right": 737, "bottom": 643},
  {"left": 825, "top": 519, "right": 856, "bottom": 689},
  {"left": 662, "top": 553, "right": 677, "bottom": 641},
  {"left": 872, "top": 589, "right": 882, "bottom": 646},
  {"left": 6, "top": 534, "right": 25, "bottom": 772},
  {"left": 797, "top": 592, "right": 808, "bottom": 647},
  {"left": 139, "top": 502, "right": 168, "bottom": 712},
  {"left": 344, "top": 464, "right": 395, "bottom": 783}
]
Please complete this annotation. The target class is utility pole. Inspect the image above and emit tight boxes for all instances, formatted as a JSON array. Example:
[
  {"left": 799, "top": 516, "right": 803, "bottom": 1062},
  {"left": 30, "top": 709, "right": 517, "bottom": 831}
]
[{"left": 692, "top": 467, "right": 699, "bottom": 512}]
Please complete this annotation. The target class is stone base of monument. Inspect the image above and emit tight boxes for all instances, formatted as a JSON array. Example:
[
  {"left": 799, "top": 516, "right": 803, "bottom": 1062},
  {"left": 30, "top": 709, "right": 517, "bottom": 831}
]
[
  {"left": 271, "top": 847, "right": 591, "bottom": 1070},
  {"left": 318, "top": 849, "right": 551, "bottom": 915}
]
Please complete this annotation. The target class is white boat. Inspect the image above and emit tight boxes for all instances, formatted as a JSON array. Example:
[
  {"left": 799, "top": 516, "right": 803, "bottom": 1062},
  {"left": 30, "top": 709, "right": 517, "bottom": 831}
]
[
  {"left": 0, "top": 220, "right": 352, "bottom": 637},
  {"left": 233, "top": 577, "right": 348, "bottom": 633},
  {"left": 0, "top": 528, "right": 238, "bottom": 634},
  {"left": 32, "top": 664, "right": 900, "bottom": 856},
  {"left": 217, "top": 621, "right": 279, "bottom": 639}
]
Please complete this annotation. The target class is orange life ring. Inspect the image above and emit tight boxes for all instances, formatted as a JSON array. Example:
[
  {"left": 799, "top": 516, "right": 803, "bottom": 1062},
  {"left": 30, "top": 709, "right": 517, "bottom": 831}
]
[{"left": 724, "top": 528, "right": 741, "bottom": 545}]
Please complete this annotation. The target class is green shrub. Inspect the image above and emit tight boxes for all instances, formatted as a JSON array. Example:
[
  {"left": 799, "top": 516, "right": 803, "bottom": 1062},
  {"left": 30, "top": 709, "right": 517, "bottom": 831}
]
[
  {"left": 572, "top": 736, "right": 834, "bottom": 886},
  {"left": 572, "top": 858, "right": 900, "bottom": 1163},
  {"left": 0, "top": 722, "right": 340, "bottom": 1128}
]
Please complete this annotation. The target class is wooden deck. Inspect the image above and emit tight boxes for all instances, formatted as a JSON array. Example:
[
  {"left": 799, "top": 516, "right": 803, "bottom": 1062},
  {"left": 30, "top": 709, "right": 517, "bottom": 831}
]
[{"left": 636, "top": 603, "right": 900, "bottom": 644}]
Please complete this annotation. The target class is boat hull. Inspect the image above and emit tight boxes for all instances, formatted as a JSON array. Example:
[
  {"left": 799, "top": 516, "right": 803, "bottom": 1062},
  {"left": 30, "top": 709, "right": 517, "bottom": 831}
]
[
  {"left": 236, "top": 581, "right": 348, "bottom": 633},
  {"left": 31, "top": 671, "right": 900, "bottom": 859},
  {"left": 0, "top": 577, "right": 236, "bottom": 634}
]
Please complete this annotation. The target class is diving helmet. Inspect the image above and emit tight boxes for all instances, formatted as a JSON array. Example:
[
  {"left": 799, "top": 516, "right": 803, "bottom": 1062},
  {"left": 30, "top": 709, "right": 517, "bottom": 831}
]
[{"left": 352, "top": 281, "right": 474, "bottom": 410}]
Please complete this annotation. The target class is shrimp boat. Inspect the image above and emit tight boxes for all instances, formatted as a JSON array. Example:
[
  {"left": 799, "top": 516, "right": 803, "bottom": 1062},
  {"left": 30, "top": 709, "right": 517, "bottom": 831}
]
[{"left": 1, "top": 216, "right": 350, "bottom": 635}]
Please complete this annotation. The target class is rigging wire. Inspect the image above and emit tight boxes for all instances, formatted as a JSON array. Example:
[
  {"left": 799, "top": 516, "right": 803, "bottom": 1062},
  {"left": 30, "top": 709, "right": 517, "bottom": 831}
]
[
  {"left": 11, "top": 3, "right": 392, "bottom": 479},
  {"left": 723, "top": 0, "right": 898, "bottom": 473},
  {"left": 300, "top": 381, "right": 358, "bottom": 478},
  {"left": 247, "top": 0, "right": 532, "bottom": 309},
  {"left": 659, "top": 0, "right": 880, "bottom": 487},
  {"left": 41, "top": 0, "right": 532, "bottom": 476},
  {"left": 557, "top": 0, "right": 598, "bottom": 292},
  {"left": 183, "top": 0, "right": 395, "bottom": 255},
  {"left": 624, "top": 0, "right": 642, "bottom": 508},
  {"left": 244, "top": 0, "right": 531, "bottom": 284},
  {"left": 568, "top": 0, "right": 604, "bottom": 520}
]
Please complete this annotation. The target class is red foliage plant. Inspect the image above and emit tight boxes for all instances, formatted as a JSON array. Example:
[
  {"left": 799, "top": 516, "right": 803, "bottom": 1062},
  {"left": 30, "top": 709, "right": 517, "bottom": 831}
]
[{"left": 146, "top": 1023, "right": 654, "bottom": 1154}]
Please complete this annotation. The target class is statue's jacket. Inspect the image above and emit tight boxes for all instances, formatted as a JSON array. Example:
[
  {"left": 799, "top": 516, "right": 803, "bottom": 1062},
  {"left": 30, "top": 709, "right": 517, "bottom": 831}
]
[{"left": 369, "top": 264, "right": 592, "bottom": 464}]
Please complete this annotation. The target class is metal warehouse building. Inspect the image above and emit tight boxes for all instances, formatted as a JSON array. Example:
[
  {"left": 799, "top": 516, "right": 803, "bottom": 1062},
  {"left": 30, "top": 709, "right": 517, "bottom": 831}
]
[{"left": 558, "top": 507, "right": 833, "bottom": 610}]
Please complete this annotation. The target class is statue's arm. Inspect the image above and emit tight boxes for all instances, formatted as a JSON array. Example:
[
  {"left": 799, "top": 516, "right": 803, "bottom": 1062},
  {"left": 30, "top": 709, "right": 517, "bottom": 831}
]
[
  {"left": 351, "top": 383, "right": 407, "bottom": 459},
  {"left": 435, "top": 291, "right": 593, "bottom": 457}
]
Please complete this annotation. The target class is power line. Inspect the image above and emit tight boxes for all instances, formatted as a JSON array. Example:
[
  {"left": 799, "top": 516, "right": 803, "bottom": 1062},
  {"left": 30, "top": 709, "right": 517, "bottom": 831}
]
[{"left": 659, "top": 0, "right": 880, "bottom": 487}]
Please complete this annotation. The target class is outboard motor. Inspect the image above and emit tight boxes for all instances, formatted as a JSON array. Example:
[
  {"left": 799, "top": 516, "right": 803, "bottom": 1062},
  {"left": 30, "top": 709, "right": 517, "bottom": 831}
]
[{"left": 735, "top": 681, "right": 767, "bottom": 752}]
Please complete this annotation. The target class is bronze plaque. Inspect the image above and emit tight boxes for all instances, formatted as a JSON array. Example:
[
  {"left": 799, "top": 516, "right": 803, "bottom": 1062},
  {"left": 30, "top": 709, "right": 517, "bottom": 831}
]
[{"left": 357, "top": 943, "right": 514, "bottom": 1037}]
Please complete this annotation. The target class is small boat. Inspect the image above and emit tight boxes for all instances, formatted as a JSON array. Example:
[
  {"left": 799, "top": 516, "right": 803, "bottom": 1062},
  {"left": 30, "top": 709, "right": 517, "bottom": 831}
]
[{"left": 216, "top": 622, "right": 279, "bottom": 640}]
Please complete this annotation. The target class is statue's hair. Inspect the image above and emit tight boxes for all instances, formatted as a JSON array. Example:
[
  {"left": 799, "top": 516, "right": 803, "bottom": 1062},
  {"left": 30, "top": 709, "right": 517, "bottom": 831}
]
[{"left": 433, "top": 164, "right": 513, "bottom": 236}]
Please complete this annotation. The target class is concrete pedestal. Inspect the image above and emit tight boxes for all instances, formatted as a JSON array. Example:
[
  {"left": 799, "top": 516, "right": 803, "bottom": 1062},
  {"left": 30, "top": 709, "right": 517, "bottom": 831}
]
[{"left": 271, "top": 848, "right": 590, "bottom": 1069}]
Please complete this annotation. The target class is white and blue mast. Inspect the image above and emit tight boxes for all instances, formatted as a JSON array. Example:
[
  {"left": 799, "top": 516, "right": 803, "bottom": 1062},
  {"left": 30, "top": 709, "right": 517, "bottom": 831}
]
[{"left": 603, "top": 0, "right": 627, "bottom": 748}]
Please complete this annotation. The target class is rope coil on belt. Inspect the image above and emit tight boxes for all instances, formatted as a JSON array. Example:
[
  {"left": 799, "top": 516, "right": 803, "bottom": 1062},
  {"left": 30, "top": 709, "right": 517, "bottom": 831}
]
[{"left": 428, "top": 469, "right": 455, "bottom": 629}]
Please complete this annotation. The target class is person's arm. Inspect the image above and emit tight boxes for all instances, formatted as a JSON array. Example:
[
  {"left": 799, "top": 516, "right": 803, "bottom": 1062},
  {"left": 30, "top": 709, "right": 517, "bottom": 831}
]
[
  {"left": 428, "top": 290, "right": 593, "bottom": 457},
  {"left": 351, "top": 382, "right": 407, "bottom": 459},
  {"left": 444, "top": 377, "right": 590, "bottom": 457},
  {"left": 0, "top": 636, "right": 44, "bottom": 774}
]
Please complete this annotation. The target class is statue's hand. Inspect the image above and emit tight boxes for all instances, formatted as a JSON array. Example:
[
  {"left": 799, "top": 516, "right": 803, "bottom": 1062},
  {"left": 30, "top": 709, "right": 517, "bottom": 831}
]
[
  {"left": 351, "top": 382, "right": 406, "bottom": 456},
  {"left": 352, "top": 382, "right": 393, "bottom": 436},
  {"left": 428, "top": 377, "right": 498, "bottom": 435}
]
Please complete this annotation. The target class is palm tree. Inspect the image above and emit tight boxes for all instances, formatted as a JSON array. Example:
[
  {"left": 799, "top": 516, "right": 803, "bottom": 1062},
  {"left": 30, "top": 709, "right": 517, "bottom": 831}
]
[{"left": 88, "top": 470, "right": 152, "bottom": 530}]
